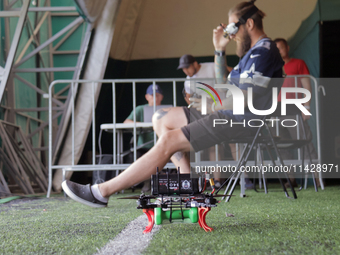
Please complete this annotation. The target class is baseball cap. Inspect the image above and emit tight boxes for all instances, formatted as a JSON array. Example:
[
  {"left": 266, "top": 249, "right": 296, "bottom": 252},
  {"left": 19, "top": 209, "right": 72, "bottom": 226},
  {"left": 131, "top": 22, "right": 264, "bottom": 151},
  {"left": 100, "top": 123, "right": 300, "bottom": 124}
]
[
  {"left": 177, "top": 54, "right": 196, "bottom": 69},
  {"left": 146, "top": 84, "right": 163, "bottom": 95}
]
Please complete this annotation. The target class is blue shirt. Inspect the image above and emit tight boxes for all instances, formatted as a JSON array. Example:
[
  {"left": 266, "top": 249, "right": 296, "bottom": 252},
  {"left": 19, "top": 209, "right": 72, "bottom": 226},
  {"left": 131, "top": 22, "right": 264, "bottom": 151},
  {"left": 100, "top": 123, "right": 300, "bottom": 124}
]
[{"left": 220, "top": 38, "right": 284, "bottom": 121}]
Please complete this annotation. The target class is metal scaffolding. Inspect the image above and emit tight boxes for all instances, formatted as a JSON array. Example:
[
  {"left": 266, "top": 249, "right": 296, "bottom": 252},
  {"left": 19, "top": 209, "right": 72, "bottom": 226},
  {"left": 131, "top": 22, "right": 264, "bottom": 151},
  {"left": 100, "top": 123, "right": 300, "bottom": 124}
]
[{"left": 0, "top": 0, "right": 90, "bottom": 194}]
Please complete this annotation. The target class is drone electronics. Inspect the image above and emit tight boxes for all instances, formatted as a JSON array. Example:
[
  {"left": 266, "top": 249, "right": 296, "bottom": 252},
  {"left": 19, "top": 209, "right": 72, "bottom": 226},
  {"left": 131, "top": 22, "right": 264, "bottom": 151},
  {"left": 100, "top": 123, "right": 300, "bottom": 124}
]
[
  {"left": 151, "top": 172, "right": 199, "bottom": 195},
  {"left": 223, "top": 4, "right": 259, "bottom": 37},
  {"left": 119, "top": 168, "right": 230, "bottom": 234}
]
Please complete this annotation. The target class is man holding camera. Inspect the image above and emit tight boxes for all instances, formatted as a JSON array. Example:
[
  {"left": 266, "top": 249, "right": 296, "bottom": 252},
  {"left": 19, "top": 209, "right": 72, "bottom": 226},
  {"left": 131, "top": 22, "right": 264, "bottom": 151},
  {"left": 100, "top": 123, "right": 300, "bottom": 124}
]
[{"left": 62, "top": 1, "right": 284, "bottom": 207}]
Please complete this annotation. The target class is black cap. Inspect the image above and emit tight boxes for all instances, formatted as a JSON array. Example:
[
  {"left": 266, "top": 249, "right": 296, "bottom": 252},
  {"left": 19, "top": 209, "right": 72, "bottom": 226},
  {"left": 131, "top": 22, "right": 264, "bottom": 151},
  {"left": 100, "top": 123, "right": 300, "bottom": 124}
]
[{"left": 177, "top": 54, "right": 196, "bottom": 69}]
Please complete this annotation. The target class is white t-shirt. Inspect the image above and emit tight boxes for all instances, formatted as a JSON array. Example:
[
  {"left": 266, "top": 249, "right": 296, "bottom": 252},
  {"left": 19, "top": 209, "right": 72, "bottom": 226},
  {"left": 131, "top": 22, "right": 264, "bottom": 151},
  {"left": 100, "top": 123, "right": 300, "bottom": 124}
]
[{"left": 184, "top": 62, "right": 215, "bottom": 94}]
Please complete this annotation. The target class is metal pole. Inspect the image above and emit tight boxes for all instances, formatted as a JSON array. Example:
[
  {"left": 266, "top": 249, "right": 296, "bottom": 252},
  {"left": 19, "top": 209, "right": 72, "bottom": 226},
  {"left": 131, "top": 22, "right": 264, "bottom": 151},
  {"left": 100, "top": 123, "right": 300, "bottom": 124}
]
[
  {"left": 312, "top": 76, "right": 324, "bottom": 190},
  {"left": 92, "top": 82, "right": 96, "bottom": 165},
  {"left": 153, "top": 81, "right": 156, "bottom": 144},
  {"left": 0, "top": 0, "right": 30, "bottom": 101},
  {"left": 71, "top": 82, "right": 75, "bottom": 166},
  {"left": 294, "top": 76, "right": 301, "bottom": 161},
  {"left": 133, "top": 81, "right": 137, "bottom": 162},
  {"left": 173, "top": 81, "right": 177, "bottom": 107},
  {"left": 47, "top": 81, "right": 53, "bottom": 197},
  {"left": 112, "top": 82, "right": 116, "bottom": 165}
]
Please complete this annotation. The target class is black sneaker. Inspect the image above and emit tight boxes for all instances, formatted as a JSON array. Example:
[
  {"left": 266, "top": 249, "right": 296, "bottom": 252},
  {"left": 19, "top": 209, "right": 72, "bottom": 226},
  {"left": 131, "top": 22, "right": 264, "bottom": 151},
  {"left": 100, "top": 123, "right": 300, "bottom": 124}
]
[{"left": 62, "top": 180, "right": 107, "bottom": 208}]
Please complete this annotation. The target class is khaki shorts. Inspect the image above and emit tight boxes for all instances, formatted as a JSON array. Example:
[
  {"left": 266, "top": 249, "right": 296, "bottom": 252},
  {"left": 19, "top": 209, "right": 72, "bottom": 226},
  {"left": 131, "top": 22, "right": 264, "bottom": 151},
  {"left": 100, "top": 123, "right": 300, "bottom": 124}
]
[{"left": 181, "top": 107, "right": 255, "bottom": 152}]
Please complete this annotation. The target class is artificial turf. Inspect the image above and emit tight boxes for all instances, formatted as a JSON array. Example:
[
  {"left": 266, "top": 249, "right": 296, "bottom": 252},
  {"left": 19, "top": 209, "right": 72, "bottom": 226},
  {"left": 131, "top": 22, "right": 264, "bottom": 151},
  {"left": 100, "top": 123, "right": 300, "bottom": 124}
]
[
  {"left": 0, "top": 185, "right": 339, "bottom": 255},
  {"left": 144, "top": 185, "right": 340, "bottom": 255},
  {"left": 0, "top": 194, "right": 140, "bottom": 255}
]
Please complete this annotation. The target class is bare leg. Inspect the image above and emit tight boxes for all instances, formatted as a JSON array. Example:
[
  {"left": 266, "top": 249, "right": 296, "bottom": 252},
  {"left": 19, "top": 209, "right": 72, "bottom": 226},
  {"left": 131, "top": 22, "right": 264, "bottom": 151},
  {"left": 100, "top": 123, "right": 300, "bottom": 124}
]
[
  {"left": 99, "top": 129, "right": 191, "bottom": 197},
  {"left": 152, "top": 107, "right": 191, "bottom": 173}
]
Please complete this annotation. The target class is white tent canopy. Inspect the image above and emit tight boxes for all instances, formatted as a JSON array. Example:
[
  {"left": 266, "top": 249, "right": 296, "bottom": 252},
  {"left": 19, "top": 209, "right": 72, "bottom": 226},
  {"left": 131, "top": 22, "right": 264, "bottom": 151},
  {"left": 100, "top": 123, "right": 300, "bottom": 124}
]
[{"left": 110, "top": 0, "right": 317, "bottom": 61}]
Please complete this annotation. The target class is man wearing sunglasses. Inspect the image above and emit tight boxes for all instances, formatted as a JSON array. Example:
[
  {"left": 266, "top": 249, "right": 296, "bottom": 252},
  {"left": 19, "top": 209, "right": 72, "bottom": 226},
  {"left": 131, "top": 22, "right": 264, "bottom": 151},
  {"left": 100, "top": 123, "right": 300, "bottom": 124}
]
[{"left": 62, "top": 1, "right": 284, "bottom": 208}]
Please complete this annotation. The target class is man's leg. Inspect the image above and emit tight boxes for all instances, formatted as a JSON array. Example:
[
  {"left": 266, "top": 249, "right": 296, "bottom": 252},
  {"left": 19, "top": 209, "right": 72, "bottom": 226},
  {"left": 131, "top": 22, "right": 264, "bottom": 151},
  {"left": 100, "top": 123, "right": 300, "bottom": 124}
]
[
  {"left": 152, "top": 107, "right": 191, "bottom": 173},
  {"left": 62, "top": 106, "right": 195, "bottom": 207},
  {"left": 100, "top": 129, "right": 191, "bottom": 196},
  {"left": 63, "top": 111, "right": 254, "bottom": 207},
  {"left": 62, "top": 128, "right": 191, "bottom": 207}
]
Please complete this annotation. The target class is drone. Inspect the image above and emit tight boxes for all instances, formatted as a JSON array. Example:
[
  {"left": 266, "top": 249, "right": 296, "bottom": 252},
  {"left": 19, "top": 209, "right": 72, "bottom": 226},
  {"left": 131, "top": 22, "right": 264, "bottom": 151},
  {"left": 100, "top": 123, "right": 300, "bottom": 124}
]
[{"left": 119, "top": 168, "right": 229, "bottom": 233}]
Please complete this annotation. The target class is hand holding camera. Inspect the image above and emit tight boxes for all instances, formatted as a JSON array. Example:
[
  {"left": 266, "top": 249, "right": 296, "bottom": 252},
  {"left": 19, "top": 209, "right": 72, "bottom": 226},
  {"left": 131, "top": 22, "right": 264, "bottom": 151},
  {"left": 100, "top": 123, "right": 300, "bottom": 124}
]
[{"left": 213, "top": 23, "right": 231, "bottom": 51}]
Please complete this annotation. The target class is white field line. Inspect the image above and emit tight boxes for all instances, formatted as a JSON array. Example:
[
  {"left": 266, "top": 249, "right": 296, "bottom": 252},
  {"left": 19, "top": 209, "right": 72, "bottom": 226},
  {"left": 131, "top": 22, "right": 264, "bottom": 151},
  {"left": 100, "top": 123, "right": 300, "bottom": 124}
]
[{"left": 95, "top": 215, "right": 161, "bottom": 255}]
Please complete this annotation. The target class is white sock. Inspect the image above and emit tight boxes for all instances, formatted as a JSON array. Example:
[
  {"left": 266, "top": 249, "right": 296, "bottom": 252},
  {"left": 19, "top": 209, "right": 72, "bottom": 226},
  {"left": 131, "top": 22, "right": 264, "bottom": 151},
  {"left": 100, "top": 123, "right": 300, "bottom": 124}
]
[{"left": 91, "top": 184, "right": 108, "bottom": 203}]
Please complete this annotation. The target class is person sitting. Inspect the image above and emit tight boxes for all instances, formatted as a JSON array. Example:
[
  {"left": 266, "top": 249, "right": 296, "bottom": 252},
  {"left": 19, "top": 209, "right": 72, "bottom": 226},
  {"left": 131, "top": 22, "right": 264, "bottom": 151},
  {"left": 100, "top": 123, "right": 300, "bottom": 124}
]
[
  {"left": 178, "top": 54, "right": 225, "bottom": 187},
  {"left": 178, "top": 54, "right": 216, "bottom": 105},
  {"left": 62, "top": 0, "right": 283, "bottom": 207}
]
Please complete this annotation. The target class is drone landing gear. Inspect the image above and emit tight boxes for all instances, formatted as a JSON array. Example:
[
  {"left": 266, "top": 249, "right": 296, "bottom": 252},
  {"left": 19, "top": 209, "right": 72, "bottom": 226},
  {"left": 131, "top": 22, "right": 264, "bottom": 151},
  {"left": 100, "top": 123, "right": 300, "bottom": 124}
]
[
  {"left": 142, "top": 207, "right": 213, "bottom": 234},
  {"left": 142, "top": 208, "right": 155, "bottom": 234},
  {"left": 198, "top": 207, "right": 213, "bottom": 232},
  {"left": 122, "top": 168, "right": 223, "bottom": 234}
]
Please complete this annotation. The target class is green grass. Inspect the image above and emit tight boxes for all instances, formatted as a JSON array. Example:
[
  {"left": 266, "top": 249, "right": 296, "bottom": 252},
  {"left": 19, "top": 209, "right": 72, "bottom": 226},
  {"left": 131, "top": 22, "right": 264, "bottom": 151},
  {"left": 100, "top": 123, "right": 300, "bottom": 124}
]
[
  {"left": 144, "top": 185, "right": 340, "bottom": 255},
  {"left": 1, "top": 186, "right": 340, "bottom": 255},
  {"left": 0, "top": 194, "right": 140, "bottom": 255}
]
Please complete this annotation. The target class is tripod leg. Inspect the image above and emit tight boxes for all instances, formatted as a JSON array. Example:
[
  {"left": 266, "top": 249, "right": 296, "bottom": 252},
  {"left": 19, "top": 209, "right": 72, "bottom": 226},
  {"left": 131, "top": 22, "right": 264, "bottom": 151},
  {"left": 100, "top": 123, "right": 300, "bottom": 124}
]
[
  {"left": 225, "top": 170, "right": 243, "bottom": 202},
  {"left": 258, "top": 145, "right": 267, "bottom": 194}
]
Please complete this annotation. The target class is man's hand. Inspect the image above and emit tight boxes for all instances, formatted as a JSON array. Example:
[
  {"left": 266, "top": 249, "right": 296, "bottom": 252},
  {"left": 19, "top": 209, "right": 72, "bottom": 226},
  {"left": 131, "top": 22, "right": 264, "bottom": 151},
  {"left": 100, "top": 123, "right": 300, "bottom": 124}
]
[
  {"left": 189, "top": 97, "right": 213, "bottom": 114},
  {"left": 212, "top": 100, "right": 224, "bottom": 112},
  {"left": 184, "top": 92, "right": 191, "bottom": 105},
  {"left": 189, "top": 89, "right": 247, "bottom": 114},
  {"left": 189, "top": 97, "right": 225, "bottom": 114},
  {"left": 213, "top": 23, "right": 231, "bottom": 51}
]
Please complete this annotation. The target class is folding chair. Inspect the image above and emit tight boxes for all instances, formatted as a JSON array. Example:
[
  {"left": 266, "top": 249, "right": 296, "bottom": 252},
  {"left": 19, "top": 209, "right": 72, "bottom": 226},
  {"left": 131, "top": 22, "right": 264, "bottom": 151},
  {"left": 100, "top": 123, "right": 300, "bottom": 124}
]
[
  {"left": 217, "top": 103, "right": 322, "bottom": 201},
  {"left": 257, "top": 105, "right": 319, "bottom": 192},
  {"left": 215, "top": 114, "right": 298, "bottom": 202}
]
